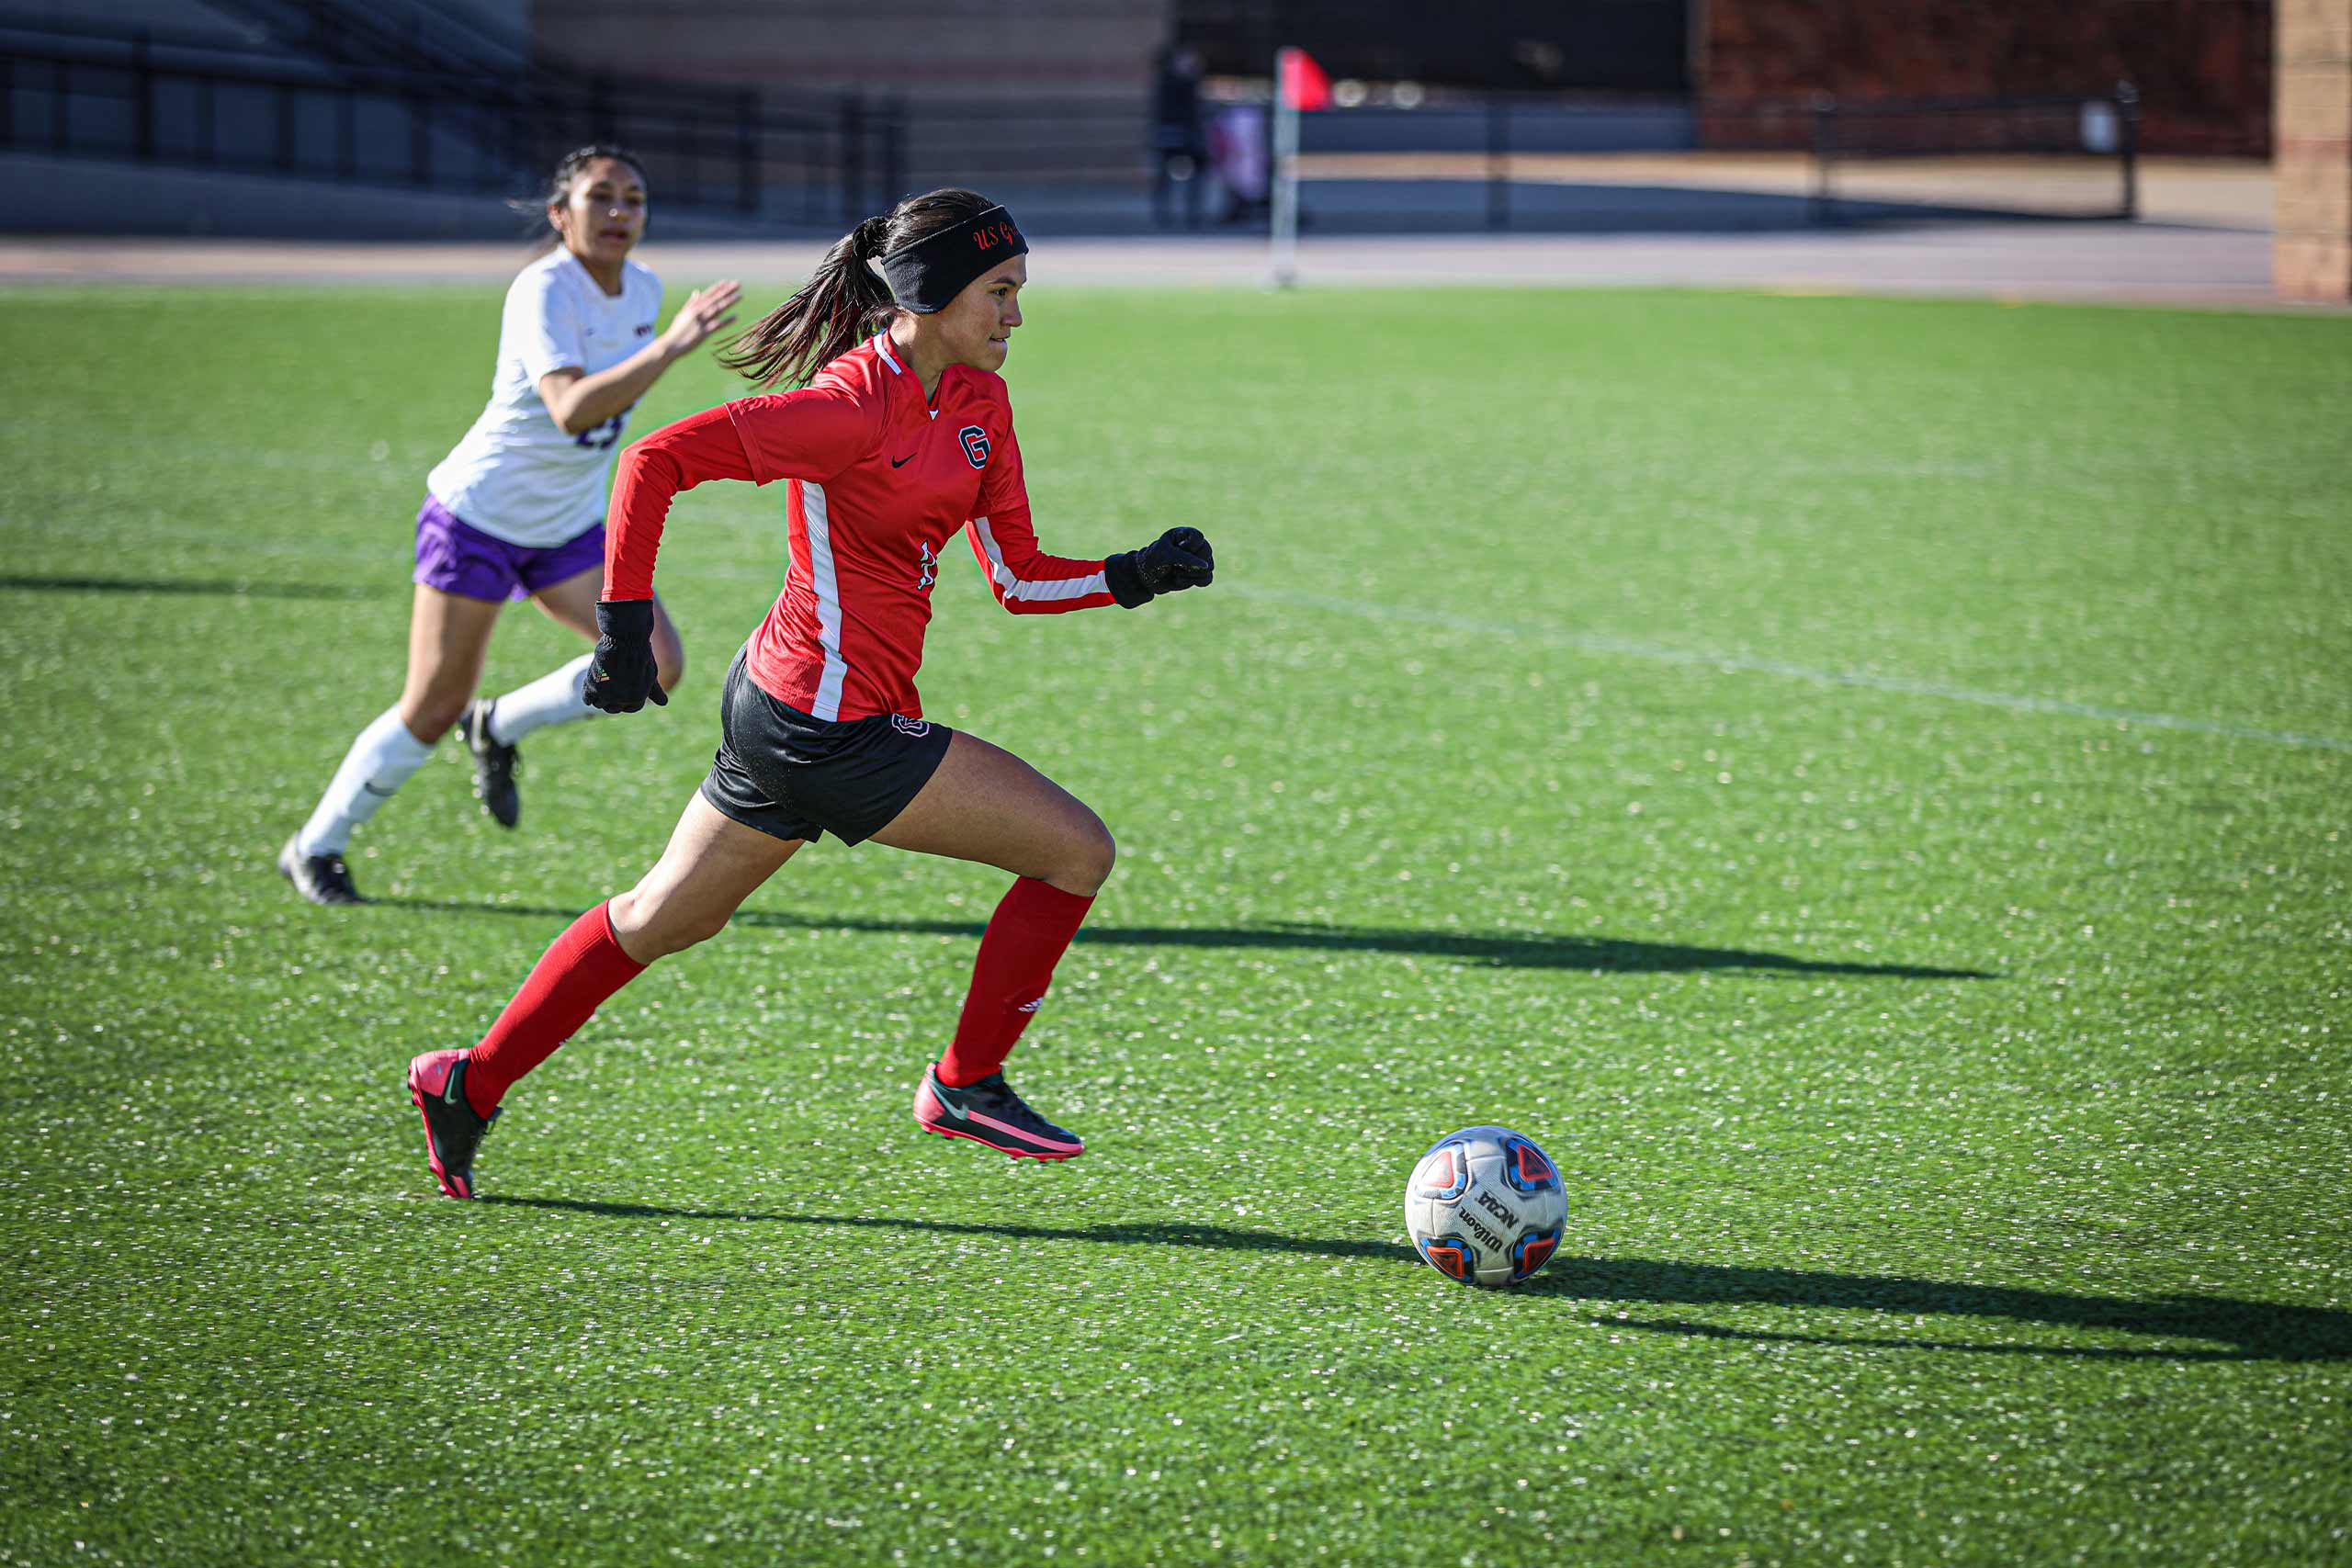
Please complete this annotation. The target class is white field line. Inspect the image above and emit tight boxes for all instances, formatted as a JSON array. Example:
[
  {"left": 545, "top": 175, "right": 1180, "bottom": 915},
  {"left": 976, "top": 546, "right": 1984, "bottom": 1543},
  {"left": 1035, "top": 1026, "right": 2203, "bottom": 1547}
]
[{"left": 1229, "top": 583, "right": 2352, "bottom": 754}]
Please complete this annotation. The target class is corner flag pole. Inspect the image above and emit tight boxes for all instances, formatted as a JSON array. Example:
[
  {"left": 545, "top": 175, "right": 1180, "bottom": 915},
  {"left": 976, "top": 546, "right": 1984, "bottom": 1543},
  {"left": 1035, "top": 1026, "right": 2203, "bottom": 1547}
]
[{"left": 1271, "top": 46, "right": 1301, "bottom": 290}]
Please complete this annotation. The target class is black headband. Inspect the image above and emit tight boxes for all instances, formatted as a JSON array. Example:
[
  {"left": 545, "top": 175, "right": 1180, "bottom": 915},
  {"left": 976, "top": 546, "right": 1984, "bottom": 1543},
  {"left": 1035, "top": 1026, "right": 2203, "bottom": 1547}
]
[{"left": 871, "top": 206, "right": 1027, "bottom": 314}]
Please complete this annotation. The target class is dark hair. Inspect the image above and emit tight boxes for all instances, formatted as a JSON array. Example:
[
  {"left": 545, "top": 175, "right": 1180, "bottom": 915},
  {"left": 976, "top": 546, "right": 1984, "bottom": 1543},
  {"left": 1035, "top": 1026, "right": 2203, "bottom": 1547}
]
[
  {"left": 720, "top": 187, "right": 995, "bottom": 390},
  {"left": 514, "top": 143, "right": 650, "bottom": 253}
]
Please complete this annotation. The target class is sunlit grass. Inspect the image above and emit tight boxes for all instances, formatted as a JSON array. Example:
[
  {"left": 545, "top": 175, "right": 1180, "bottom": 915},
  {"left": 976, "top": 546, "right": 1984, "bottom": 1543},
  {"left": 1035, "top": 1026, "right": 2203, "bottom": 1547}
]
[{"left": 0, "top": 285, "right": 2346, "bottom": 1565}]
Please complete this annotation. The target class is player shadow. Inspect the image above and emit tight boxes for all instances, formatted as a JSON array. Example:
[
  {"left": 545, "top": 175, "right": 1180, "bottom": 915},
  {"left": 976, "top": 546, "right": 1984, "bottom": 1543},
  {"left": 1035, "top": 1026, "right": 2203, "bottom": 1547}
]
[
  {"left": 394, "top": 899, "right": 1993, "bottom": 980},
  {"left": 0, "top": 573, "right": 375, "bottom": 599},
  {"left": 480, "top": 1198, "right": 2346, "bottom": 1363}
]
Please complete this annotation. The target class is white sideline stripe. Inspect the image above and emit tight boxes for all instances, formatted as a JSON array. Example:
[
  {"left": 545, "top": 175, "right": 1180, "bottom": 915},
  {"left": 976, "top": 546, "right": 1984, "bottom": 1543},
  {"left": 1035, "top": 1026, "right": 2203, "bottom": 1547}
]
[
  {"left": 1231, "top": 584, "right": 2352, "bottom": 754},
  {"left": 801, "top": 481, "right": 849, "bottom": 719},
  {"left": 969, "top": 516, "right": 1110, "bottom": 604}
]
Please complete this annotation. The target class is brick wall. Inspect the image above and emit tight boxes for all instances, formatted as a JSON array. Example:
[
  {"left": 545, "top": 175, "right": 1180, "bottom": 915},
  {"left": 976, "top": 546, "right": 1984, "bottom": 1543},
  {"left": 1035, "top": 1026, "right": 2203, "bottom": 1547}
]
[
  {"left": 2277, "top": 0, "right": 2351, "bottom": 296},
  {"left": 1696, "top": 0, "right": 2272, "bottom": 155}
]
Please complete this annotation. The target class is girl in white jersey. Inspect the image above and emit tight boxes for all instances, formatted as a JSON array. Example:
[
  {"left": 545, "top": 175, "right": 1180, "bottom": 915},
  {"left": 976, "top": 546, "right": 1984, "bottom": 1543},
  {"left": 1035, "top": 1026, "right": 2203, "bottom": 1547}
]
[{"left": 279, "top": 146, "right": 741, "bottom": 904}]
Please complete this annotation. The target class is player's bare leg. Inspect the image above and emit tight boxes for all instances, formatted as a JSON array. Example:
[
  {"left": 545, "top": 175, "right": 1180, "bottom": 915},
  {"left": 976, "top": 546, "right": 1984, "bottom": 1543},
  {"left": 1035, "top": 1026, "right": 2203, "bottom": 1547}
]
[
  {"left": 412, "top": 792, "right": 800, "bottom": 1198},
  {"left": 398, "top": 583, "right": 504, "bottom": 741},
  {"left": 285, "top": 585, "right": 500, "bottom": 903},
  {"left": 607, "top": 792, "right": 800, "bottom": 962},
  {"left": 868, "top": 729, "right": 1113, "bottom": 894},
  {"left": 457, "top": 569, "right": 685, "bottom": 828},
  {"left": 529, "top": 568, "right": 684, "bottom": 694},
  {"left": 872, "top": 731, "right": 1112, "bottom": 1159}
]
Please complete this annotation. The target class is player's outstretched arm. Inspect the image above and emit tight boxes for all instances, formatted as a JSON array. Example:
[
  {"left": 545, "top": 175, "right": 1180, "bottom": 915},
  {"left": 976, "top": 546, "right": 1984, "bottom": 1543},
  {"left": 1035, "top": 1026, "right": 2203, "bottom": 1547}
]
[
  {"left": 538, "top": 281, "right": 743, "bottom": 436},
  {"left": 965, "top": 506, "right": 1216, "bottom": 615},
  {"left": 967, "top": 503, "right": 1116, "bottom": 614},
  {"left": 962, "top": 417, "right": 1212, "bottom": 615}
]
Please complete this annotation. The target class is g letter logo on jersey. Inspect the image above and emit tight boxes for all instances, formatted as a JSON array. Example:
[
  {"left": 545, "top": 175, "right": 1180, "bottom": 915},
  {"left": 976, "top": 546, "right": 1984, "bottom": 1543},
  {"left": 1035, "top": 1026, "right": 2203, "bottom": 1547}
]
[{"left": 958, "top": 425, "right": 990, "bottom": 469}]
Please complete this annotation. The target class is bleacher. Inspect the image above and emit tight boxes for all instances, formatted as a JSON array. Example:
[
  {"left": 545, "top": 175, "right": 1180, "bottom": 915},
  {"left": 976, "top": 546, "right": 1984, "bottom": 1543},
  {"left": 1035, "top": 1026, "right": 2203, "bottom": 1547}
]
[{"left": 0, "top": 0, "right": 902, "bottom": 233}]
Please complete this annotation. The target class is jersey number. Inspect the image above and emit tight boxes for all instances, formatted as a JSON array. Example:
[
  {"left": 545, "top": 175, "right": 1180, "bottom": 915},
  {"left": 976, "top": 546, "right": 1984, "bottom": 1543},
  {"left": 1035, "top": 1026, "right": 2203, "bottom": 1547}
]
[{"left": 574, "top": 413, "right": 627, "bottom": 450}]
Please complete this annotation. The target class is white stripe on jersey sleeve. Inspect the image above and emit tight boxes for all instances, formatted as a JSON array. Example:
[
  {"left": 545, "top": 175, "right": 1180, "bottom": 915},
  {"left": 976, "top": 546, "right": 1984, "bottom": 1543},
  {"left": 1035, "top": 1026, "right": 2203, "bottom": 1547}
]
[
  {"left": 802, "top": 481, "right": 851, "bottom": 720},
  {"left": 970, "top": 516, "right": 1110, "bottom": 604},
  {"left": 873, "top": 334, "right": 904, "bottom": 375}
]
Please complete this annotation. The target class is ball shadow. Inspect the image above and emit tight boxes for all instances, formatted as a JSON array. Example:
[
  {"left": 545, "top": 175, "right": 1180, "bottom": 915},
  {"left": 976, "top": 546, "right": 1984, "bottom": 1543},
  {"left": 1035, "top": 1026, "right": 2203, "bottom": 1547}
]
[{"left": 479, "top": 1197, "right": 2345, "bottom": 1362}]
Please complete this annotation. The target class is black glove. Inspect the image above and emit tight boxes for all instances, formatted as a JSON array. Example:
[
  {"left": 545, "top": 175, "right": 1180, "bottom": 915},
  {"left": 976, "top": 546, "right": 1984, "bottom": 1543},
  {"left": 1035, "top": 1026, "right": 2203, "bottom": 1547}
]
[
  {"left": 1103, "top": 526, "right": 1215, "bottom": 609},
  {"left": 583, "top": 599, "right": 668, "bottom": 713}
]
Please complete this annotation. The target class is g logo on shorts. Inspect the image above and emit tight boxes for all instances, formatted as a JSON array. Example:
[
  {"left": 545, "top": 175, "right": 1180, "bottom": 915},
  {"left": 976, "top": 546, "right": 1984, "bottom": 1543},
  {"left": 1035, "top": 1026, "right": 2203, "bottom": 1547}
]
[{"left": 889, "top": 715, "right": 933, "bottom": 739}]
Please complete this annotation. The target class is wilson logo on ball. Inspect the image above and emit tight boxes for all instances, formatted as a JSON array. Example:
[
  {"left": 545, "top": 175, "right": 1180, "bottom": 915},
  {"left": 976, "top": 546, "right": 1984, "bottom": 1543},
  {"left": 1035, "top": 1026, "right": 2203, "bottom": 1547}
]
[
  {"left": 958, "top": 424, "right": 990, "bottom": 468},
  {"left": 1412, "top": 1145, "right": 1469, "bottom": 1203}
]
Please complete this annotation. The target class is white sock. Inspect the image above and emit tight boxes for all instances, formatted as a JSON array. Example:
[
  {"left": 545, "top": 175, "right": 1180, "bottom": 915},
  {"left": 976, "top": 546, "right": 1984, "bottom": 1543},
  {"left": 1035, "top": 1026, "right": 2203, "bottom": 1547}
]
[
  {"left": 295, "top": 705, "right": 435, "bottom": 857},
  {"left": 486, "top": 653, "right": 601, "bottom": 745}
]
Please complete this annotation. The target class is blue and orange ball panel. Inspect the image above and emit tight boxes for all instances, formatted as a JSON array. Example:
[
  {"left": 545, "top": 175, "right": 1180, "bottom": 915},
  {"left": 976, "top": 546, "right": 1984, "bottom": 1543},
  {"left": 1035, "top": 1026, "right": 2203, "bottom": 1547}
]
[
  {"left": 1414, "top": 1145, "right": 1470, "bottom": 1203},
  {"left": 1509, "top": 1227, "right": 1561, "bottom": 1282},
  {"left": 1499, "top": 1135, "right": 1560, "bottom": 1194},
  {"left": 1418, "top": 1235, "right": 1478, "bottom": 1283}
]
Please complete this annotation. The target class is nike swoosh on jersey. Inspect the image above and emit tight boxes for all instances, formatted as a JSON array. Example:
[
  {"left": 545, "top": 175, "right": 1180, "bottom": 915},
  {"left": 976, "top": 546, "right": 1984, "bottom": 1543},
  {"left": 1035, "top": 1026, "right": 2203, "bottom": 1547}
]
[{"left": 890, "top": 453, "right": 917, "bottom": 468}]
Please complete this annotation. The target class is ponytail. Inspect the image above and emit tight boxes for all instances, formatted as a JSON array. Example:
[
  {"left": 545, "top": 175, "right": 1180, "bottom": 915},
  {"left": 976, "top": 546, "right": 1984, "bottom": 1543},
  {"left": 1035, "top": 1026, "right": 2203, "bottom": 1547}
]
[
  {"left": 720, "top": 215, "right": 894, "bottom": 390},
  {"left": 720, "top": 187, "right": 997, "bottom": 390}
]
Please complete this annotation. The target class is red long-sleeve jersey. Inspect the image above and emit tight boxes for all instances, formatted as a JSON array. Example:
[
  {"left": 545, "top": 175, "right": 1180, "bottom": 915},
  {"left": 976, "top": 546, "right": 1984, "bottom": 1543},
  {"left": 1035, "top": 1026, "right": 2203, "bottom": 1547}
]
[{"left": 605, "top": 333, "right": 1114, "bottom": 720}]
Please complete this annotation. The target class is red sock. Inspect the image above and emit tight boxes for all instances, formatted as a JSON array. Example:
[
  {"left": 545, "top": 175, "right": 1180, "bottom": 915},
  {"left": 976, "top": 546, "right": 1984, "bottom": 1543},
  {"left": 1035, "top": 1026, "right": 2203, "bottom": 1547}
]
[
  {"left": 464, "top": 901, "right": 647, "bottom": 1118},
  {"left": 938, "top": 877, "right": 1095, "bottom": 1087}
]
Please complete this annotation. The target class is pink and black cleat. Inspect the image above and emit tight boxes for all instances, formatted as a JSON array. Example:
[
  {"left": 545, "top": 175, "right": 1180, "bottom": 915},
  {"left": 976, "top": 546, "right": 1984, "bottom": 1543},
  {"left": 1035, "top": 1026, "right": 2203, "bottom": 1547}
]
[
  {"left": 913, "top": 1065, "right": 1085, "bottom": 1161},
  {"left": 407, "top": 1048, "right": 499, "bottom": 1199}
]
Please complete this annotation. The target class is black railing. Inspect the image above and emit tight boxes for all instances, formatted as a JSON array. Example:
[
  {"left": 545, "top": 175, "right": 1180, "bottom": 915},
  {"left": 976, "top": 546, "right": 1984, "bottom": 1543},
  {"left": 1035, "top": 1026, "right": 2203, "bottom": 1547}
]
[
  {"left": 1266, "top": 85, "right": 2144, "bottom": 231},
  {"left": 1806, "top": 85, "right": 2141, "bottom": 222},
  {"left": 0, "top": 21, "right": 903, "bottom": 226}
]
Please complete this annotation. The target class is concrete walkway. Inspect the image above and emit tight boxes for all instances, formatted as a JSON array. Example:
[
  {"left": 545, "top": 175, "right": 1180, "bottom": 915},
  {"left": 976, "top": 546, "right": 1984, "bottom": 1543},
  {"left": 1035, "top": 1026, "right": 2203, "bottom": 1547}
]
[
  {"left": 6, "top": 147, "right": 2309, "bottom": 310},
  {"left": 0, "top": 221, "right": 2290, "bottom": 310}
]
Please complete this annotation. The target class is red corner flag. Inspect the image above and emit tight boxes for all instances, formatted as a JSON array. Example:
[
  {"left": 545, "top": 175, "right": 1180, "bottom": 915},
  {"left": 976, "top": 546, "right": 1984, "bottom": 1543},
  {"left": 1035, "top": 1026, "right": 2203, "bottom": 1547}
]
[{"left": 1279, "top": 47, "right": 1332, "bottom": 112}]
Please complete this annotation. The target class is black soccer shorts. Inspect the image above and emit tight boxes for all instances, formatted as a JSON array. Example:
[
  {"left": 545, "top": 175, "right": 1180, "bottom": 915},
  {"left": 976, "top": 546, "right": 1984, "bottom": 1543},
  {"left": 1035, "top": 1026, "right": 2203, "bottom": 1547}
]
[{"left": 699, "top": 648, "right": 954, "bottom": 845}]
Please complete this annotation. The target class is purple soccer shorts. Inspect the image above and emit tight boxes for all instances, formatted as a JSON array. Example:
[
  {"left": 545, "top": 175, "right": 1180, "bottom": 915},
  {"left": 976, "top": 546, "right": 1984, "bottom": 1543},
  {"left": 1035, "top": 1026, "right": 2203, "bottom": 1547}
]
[{"left": 412, "top": 495, "right": 605, "bottom": 603}]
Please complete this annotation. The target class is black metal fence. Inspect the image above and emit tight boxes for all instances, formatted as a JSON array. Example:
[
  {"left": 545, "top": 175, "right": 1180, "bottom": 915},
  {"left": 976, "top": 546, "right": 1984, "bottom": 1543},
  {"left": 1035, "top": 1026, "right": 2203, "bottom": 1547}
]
[
  {"left": 1, "top": 14, "right": 2148, "bottom": 238},
  {"left": 0, "top": 18, "right": 904, "bottom": 227},
  {"left": 1806, "top": 86, "right": 2141, "bottom": 222},
  {"left": 1272, "top": 85, "right": 2144, "bottom": 232}
]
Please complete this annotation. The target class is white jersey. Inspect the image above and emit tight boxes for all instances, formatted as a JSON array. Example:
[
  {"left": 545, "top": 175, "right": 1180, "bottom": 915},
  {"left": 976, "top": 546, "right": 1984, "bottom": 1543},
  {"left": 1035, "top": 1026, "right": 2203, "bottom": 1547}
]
[{"left": 425, "top": 249, "right": 663, "bottom": 547}]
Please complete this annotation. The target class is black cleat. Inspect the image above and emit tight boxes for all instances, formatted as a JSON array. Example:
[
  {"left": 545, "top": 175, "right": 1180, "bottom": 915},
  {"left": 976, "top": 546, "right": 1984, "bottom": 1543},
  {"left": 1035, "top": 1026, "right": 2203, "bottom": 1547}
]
[
  {"left": 913, "top": 1066, "right": 1085, "bottom": 1160},
  {"left": 407, "top": 1049, "right": 499, "bottom": 1200},
  {"left": 278, "top": 834, "right": 364, "bottom": 905},
  {"left": 457, "top": 698, "right": 520, "bottom": 829}
]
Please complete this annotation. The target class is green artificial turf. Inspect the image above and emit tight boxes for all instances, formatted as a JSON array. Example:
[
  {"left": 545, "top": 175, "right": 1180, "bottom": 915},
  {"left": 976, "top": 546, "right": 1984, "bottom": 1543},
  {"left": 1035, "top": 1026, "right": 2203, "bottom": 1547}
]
[{"left": 1, "top": 282, "right": 2347, "bottom": 1565}]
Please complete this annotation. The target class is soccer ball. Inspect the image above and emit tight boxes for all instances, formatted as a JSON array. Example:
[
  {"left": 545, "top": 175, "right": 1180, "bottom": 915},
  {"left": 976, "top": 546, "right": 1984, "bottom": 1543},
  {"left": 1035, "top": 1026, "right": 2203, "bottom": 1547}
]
[{"left": 1404, "top": 1125, "right": 1566, "bottom": 1288}]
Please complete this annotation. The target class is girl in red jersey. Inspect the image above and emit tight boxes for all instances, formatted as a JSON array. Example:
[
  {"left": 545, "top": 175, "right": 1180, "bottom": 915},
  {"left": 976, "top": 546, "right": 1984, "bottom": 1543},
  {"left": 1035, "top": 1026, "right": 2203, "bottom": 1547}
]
[
  {"left": 406, "top": 188, "right": 1215, "bottom": 1197},
  {"left": 278, "top": 146, "right": 741, "bottom": 905}
]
